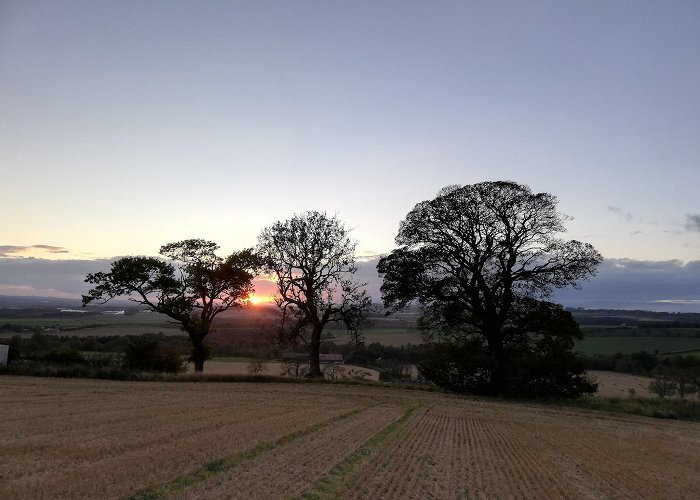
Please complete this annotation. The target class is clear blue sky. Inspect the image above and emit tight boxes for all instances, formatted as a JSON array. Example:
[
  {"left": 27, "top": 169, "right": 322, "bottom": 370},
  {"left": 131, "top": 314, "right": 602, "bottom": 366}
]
[{"left": 1, "top": 1, "right": 699, "bottom": 266}]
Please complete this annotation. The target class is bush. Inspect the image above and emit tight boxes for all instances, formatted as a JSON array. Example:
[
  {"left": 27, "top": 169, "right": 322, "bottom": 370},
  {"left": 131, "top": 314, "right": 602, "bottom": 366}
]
[
  {"left": 44, "top": 346, "right": 85, "bottom": 365},
  {"left": 124, "top": 339, "right": 186, "bottom": 373},
  {"left": 247, "top": 359, "right": 268, "bottom": 375},
  {"left": 418, "top": 339, "right": 597, "bottom": 399},
  {"left": 280, "top": 360, "right": 309, "bottom": 378}
]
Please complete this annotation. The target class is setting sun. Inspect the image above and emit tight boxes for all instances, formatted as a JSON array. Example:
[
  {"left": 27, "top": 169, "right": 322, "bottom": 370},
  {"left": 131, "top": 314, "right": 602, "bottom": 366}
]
[{"left": 247, "top": 294, "right": 275, "bottom": 306}]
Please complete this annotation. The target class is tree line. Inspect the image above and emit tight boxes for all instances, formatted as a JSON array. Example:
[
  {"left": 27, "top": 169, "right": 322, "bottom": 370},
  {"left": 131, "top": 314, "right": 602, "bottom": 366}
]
[{"left": 80, "top": 181, "right": 602, "bottom": 397}]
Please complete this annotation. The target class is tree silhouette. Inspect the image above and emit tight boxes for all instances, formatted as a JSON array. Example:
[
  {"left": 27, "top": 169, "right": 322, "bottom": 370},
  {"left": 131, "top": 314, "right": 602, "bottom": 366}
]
[
  {"left": 378, "top": 181, "right": 602, "bottom": 395},
  {"left": 82, "top": 239, "right": 260, "bottom": 372},
  {"left": 257, "top": 212, "right": 372, "bottom": 378}
]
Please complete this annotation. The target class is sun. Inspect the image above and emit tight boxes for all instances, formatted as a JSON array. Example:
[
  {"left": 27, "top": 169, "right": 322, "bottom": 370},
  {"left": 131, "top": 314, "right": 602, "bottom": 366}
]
[{"left": 247, "top": 294, "right": 274, "bottom": 306}]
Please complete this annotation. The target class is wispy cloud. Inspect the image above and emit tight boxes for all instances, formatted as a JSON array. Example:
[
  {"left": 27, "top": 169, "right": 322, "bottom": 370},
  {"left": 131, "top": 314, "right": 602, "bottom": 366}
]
[
  {"left": 0, "top": 244, "right": 69, "bottom": 257},
  {"left": 684, "top": 214, "right": 700, "bottom": 233},
  {"left": 607, "top": 206, "right": 633, "bottom": 221}
]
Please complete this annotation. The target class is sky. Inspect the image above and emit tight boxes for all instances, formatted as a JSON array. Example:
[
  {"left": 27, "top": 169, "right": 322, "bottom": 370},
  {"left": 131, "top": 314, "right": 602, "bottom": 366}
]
[{"left": 1, "top": 1, "right": 700, "bottom": 309}]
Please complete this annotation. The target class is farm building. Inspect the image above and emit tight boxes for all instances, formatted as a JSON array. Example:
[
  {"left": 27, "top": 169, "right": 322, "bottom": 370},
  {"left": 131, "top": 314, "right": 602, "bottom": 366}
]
[{"left": 319, "top": 353, "right": 344, "bottom": 364}]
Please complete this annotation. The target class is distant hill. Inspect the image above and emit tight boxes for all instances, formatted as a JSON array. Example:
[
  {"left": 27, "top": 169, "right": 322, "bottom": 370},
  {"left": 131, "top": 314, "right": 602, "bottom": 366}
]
[
  {"left": 0, "top": 295, "right": 138, "bottom": 309},
  {"left": 4, "top": 294, "right": 700, "bottom": 327},
  {"left": 568, "top": 308, "right": 700, "bottom": 326}
]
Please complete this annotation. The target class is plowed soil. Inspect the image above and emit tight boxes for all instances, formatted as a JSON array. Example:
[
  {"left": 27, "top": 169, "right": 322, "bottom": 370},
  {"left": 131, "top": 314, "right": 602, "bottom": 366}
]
[{"left": 1, "top": 376, "right": 698, "bottom": 499}]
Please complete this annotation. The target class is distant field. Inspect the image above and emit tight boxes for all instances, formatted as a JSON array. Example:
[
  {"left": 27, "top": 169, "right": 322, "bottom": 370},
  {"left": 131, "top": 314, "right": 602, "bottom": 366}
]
[
  {"left": 588, "top": 370, "right": 655, "bottom": 398},
  {"left": 0, "top": 312, "right": 179, "bottom": 338},
  {"left": 336, "top": 327, "right": 423, "bottom": 346},
  {"left": 581, "top": 325, "right": 700, "bottom": 337},
  {"left": 576, "top": 336, "right": 700, "bottom": 355},
  {"left": 2, "top": 377, "right": 699, "bottom": 499}
]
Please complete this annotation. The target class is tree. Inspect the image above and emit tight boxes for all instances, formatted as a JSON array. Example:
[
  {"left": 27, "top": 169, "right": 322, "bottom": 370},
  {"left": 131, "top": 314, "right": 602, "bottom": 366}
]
[
  {"left": 650, "top": 365, "right": 676, "bottom": 398},
  {"left": 378, "top": 181, "right": 602, "bottom": 396},
  {"left": 82, "top": 239, "right": 260, "bottom": 372},
  {"left": 257, "top": 212, "right": 372, "bottom": 378}
]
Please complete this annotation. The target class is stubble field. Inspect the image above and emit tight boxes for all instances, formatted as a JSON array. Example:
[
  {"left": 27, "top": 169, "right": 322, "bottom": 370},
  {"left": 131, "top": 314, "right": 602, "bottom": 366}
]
[{"left": 2, "top": 376, "right": 699, "bottom": 499}]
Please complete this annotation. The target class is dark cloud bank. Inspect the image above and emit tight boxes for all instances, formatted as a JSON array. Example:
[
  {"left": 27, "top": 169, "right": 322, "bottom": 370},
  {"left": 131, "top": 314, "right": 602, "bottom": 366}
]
[
  {"left": 1, "top": 257, "right": 700, "bottom": 313},
  {"left": 357, "top": 258, "right": 700, "bottom": 313}
]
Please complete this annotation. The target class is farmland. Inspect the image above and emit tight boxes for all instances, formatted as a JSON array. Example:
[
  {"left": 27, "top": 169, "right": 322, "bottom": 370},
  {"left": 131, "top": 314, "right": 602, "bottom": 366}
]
[
  {"left": 2, "top": 377, "right": 699, "bottom": 499},
  {"left": 575, "top": 336, "right": 700, "bottom": 355}
]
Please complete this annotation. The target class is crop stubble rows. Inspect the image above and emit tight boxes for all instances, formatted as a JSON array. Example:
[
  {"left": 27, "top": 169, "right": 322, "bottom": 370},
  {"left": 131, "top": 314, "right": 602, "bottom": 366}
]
[
  {"left": 1, "top": 377, "right": 699, "bottom": 499},
  {"left": 0, "top": 378, "right": 366, "bottom": 499}
]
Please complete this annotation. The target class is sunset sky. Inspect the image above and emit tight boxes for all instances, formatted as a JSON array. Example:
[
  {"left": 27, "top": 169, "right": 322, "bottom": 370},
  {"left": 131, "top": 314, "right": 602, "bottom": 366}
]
[{"left": 1, "top": 1, "right": 700, "bottom": 308}]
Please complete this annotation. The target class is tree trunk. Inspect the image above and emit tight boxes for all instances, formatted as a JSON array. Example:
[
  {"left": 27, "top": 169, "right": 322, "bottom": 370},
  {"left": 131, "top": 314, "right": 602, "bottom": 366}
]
[
  {"left": 487, "top": 337, "right": 505, "bottom": 394},
  {"left": 191, "top": 337, "right": 206, "bottom": 373},
  {"left": 307, "top": 325, "right": 323, "bottom": 378}
]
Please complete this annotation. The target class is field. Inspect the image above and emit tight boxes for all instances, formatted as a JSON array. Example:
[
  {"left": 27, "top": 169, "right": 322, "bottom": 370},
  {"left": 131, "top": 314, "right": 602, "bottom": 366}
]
[
  {"left": 575, "top": 336, "right": 700, "bottom": 355},
  {"left": 587, "top": 370, "right": 656, "bottom": 398},
  {"left": 343, "top": 327, "right": 423, "bottom": 346},
  {"left": 0, "top": 312, "right": 180, "bottom": 338},
  {"left": 2, "top": 377, "right": 700, "bottom": 499}
]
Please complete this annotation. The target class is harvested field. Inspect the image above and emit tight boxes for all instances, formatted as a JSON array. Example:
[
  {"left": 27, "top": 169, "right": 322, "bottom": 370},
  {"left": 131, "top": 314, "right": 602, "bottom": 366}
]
[
  {"left": 588, "top": 370, "right": 656, "bottom": 398},
  {"left": 1, "top": 377, "right": 699, "bottom": 499}
]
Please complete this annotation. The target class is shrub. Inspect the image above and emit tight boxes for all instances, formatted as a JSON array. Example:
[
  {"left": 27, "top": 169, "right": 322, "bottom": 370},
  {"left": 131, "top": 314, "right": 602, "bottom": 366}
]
[
  {"left": 418, "top": 339, "right": 597, "bottom": 399},
  {"left": 44, "top": 346, "right": 85, "bottom": 365},
  {"left": 280, "top": 360, "right": 309, "bottom": 378},
  {"left": 124, "top": 339, "right": 186, "bottom": 373},
  {"left": 247, "top": 359, "right": 268, "bottom": 375}
]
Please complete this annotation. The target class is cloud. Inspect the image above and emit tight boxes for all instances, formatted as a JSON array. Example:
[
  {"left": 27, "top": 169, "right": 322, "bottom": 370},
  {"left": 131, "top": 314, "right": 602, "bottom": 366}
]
[
  {"left": 0, "top": 284, "right": 80, "bottom": 299},
  {"left": 0, "top": 257, "right": 115, "bottom": 298},
  {"left": 606, "top": 206, "right": 633, "bottom": 221},
  {"left": 0, "top": 244, "right": 69, "bottom": 257},
  {"left": 554, "top": 258, "right": 700, "bottom": 312},
  {"left": 360, "top": 257, "right": 700, "bottom": 313},
  {"left": 684, "top": 214, "right": 700, "bottom": 233}
]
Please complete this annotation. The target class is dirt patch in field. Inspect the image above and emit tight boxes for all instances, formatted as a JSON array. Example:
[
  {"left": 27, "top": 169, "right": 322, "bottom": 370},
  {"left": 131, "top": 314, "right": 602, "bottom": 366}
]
[{"left": 1, "top": 377, "right": 699, "bottom": 499}]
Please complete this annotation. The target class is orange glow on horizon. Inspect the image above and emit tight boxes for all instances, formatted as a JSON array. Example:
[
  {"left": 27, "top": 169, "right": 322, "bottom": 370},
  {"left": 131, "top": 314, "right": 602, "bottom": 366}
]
[{"left": 247, "top": 294, "right": 276, "bottom": 306}]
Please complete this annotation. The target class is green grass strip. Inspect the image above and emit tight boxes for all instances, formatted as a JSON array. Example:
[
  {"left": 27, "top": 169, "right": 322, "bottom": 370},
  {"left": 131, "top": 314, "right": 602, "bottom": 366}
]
[
  {"left": 127, "top": 406, "right": 367, "bottom": 500},
  {"left": 297, "top": 405, "right": 418, "bottom": 500}
]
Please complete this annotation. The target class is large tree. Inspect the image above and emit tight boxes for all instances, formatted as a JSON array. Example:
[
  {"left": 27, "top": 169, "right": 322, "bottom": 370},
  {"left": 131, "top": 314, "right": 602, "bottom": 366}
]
[
  {"left": 257, "top": 211, "right": 372, "bottom": 378},
  {"left": 82, "top": 239, "right": 259, "bottom": 372},
  {"left": 378, "top": 181, "right": 602, "bottom": 395}
]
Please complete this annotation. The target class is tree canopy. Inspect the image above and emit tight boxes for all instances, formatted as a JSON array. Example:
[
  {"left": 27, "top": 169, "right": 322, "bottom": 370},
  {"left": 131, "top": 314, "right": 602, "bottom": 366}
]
[
  {"left": 257, "top": 211, "right": 372, "bottom": 377},
  {"left": 82, "top": 239, "right": 260, "bottom": 372},
  {"left": 378, "top": 181, "right": 602, "bottom": 396}
]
